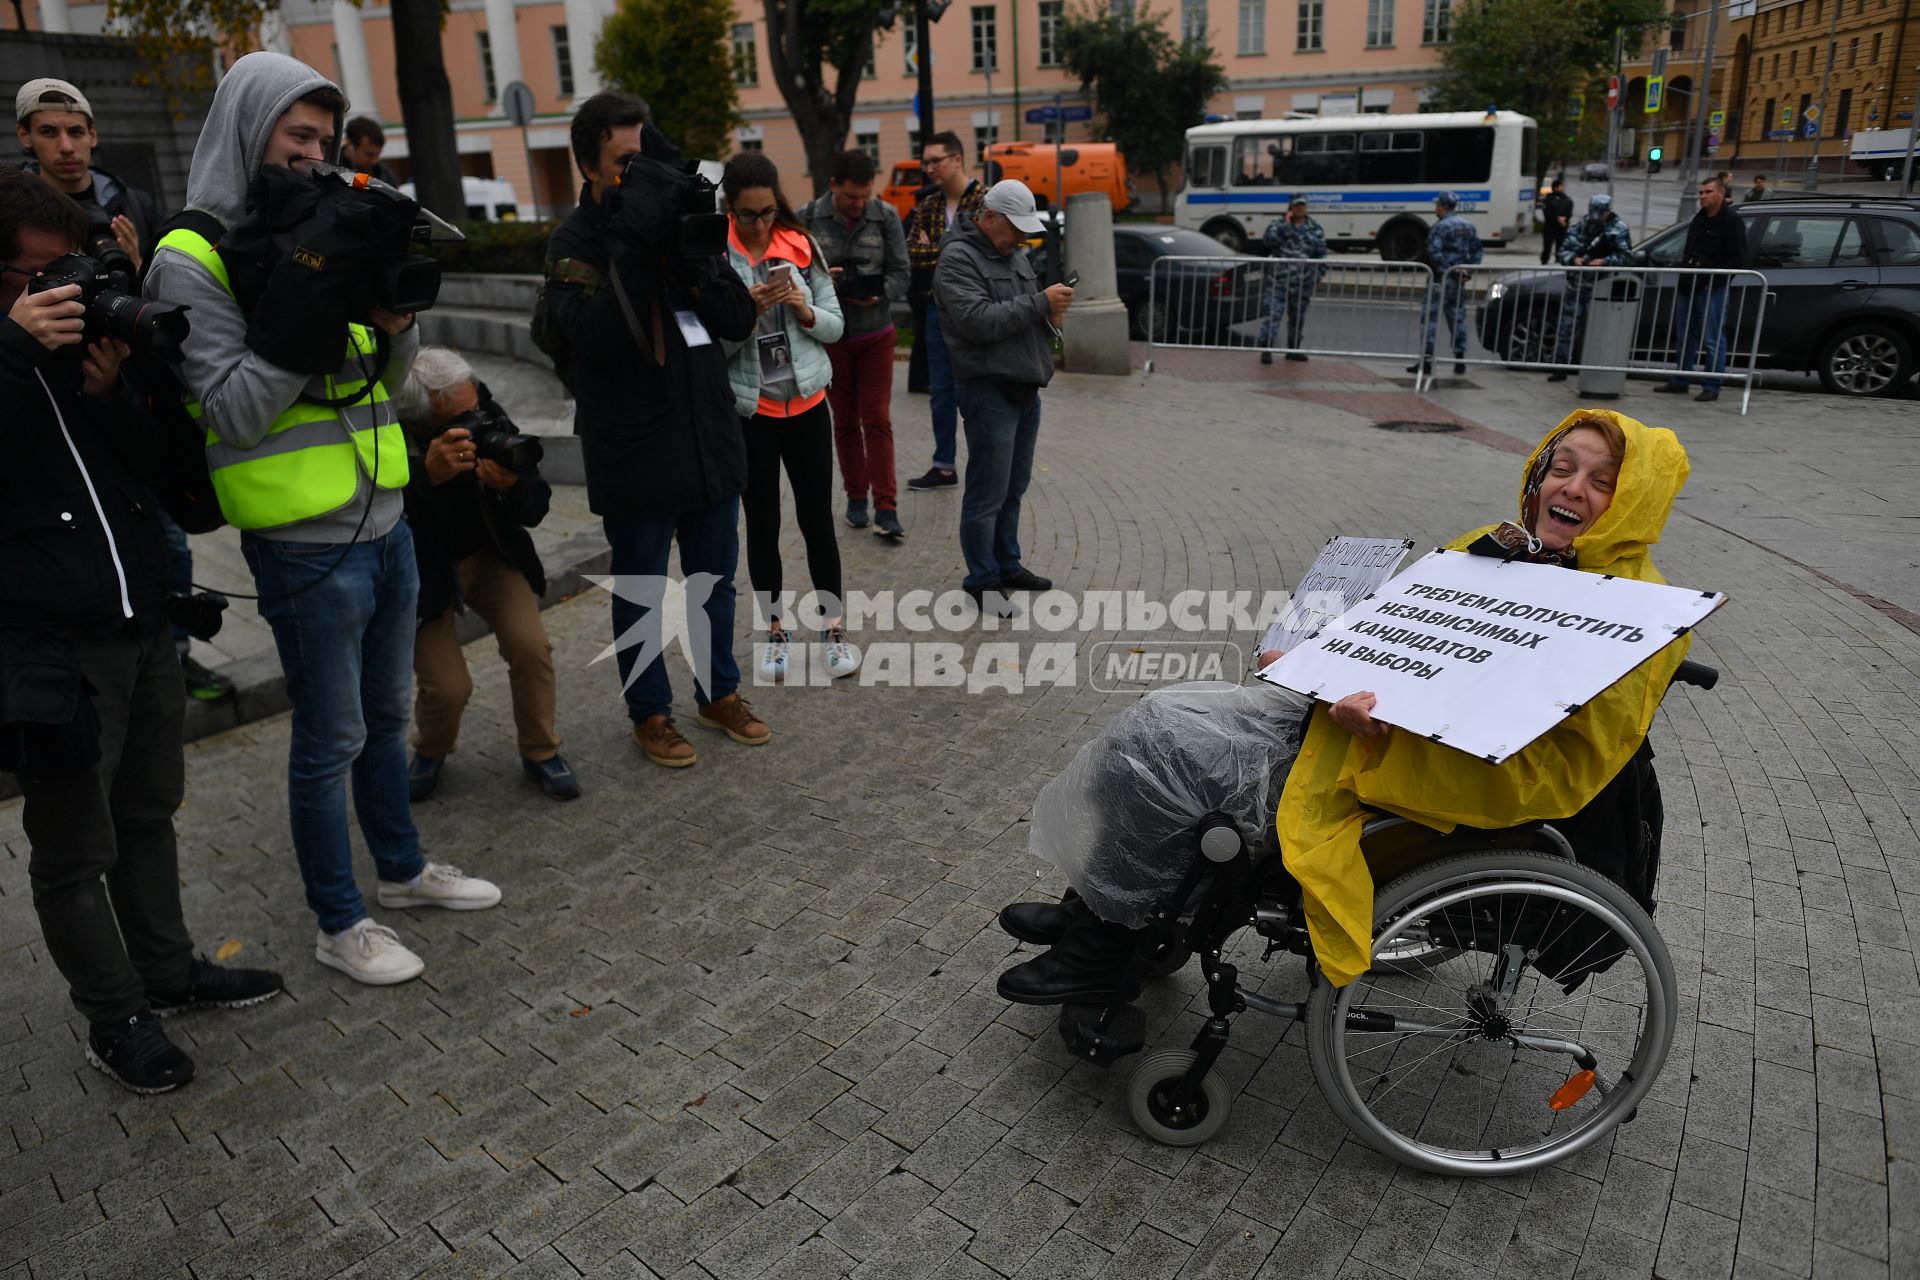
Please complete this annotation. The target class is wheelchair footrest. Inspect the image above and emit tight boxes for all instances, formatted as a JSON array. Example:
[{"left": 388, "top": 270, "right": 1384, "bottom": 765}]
[{"left": 1058, "top": 1002, "right": 1147, "bottom": 1067}]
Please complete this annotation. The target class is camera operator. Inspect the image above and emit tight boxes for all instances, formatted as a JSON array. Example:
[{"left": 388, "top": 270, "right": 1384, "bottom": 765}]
[
  {"left": 340, "top": 116, "right": 399, "bottom": 187},
  {"left": 144, "top": 52, "right": 501, "bottom": 987},
  {"left": 391, "top": 347, "right": 580, "bottom": 802},
  {"left": 542, "top": 94, "right": 763, "bottom": 769},
  {"left": 0, "top": 167, "right": 282, "bottom": 1094}
]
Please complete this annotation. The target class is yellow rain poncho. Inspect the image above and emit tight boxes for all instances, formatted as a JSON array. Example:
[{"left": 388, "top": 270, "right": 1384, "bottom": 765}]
[{"left": 1276, "top": 410, "right": 1693, "bottom": 987}]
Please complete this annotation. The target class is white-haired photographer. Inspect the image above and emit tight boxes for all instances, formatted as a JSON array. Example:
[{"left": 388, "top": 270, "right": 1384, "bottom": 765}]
[{"left": 392, "top": 346, "right": 578, "bottom": 803}]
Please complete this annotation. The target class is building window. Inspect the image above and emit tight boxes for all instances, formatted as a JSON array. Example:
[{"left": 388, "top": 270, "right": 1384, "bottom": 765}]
[
  {"left": 477, "top": 31, "right": 497, "bottom": 103},
  {"left": 731, "top": 23, "right": 759, "bottom": 87},
  {"left": 1789, "top": 49, "right": 1797, "bottom": 76},
  {"left": 739, "top": 138, "right": 764, "bottom": 152},
  {"left": 1181, "top": 0, "right": 1207, "bottom": 46},
  {"left": 1038, "top": 0, "right": 1065, "bottom": 65},
  {"left": 1237, "top": 0, "right": 1264, "bottom": 54},
  {"left": 1366, "top": 0, "right": 1393, "bottom": 46},
  {"left": 903, "top": 21, "right": 919, "bottom": 75},
  {"left": 1761, "top": 95, "right": 1774, "bottom": 140},
  {"left": 971, "top": 6, "right": 997, "bottom": 71},
  {"left": 863, "top": 38, "right": 877, "bottom": 79},
  {"left": 553, "top": 26, "right": 575, "bottom": 98},
  {"left": 855, "top": 128, "right": 881, "bottom": 164},
  {"left": 973, "top": 123, "right": 999, "bottom": 163},
  {"left": 1847, "top": 36, "right": 1857, "bottom": 68},
  {"left": 1769, "top": 53, "right": 1777, "bottom": 79},
  {"left": 1422, "top": 0, "right": 1450, "bottom": 44},
  {"left": 1296, "top": 0, "right": 1322, "bottom": 50},
  {"left": 1835, "top": 87, "right": 1851, "bottom": 136},
  {"left": 1872, "top": 32, "right": 1882, "bottom": 63},
  {"left": 1111, "top": 0, "right": 1134, "bottom": 17}
]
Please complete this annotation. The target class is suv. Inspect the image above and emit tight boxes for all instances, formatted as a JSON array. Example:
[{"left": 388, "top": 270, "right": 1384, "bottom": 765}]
[{"left": 1477, "top": 195, "right": 1920, "bottom": 396}]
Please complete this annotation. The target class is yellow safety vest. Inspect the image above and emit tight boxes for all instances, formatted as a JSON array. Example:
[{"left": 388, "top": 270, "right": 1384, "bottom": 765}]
[{"left": 155, "top": 228, "right": 410, "bottom": 532}]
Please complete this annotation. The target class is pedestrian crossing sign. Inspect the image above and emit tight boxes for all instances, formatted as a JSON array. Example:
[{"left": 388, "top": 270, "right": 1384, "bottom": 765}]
[{"left": 1645, "top": 76, "right": 1664, "bottom": 114}]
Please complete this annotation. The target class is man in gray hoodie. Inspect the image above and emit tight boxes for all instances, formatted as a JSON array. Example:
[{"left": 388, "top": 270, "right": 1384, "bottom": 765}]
[
  {"left": 932, "top": 179, "right": 1073, "bottom": 605},
  {"left": 145, "top": 52, "right": 500, "bottom": 987}
]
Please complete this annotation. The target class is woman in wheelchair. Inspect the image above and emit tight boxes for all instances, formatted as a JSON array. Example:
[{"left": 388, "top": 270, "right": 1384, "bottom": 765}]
[{"left": 994, "top": 410, "right": 1706, "bottom": 1168}]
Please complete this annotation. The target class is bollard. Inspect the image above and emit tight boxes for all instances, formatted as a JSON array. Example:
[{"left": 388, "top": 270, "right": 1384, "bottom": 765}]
[{"left": 1060, "top": 192, "right": 1132, "bottom": 375}]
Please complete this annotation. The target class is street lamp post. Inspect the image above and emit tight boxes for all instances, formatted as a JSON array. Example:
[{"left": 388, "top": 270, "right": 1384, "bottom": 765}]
[{"left": 1805, "top": 0, "right": 1842, "bottom": 189}]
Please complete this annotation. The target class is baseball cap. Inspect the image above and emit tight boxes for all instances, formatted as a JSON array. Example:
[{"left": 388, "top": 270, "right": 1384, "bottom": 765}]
[
  {"left": 15, "top": 78, "right": 93, "bottom": 124},
  {"left": 983, "top": 179, "right": 1045, "bottom": 234}
]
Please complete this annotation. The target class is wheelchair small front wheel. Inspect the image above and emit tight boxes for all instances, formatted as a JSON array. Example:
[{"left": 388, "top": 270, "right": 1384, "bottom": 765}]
[{"left": 1126, "top": 1048, "right": 1231, "bottom": 1147}]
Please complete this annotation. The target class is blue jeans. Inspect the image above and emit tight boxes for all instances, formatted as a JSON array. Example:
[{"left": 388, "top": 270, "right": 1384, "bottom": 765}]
[
  {"left": 242, "top": 524, "right": 426, "bottom": 936},
  {"left": 1422, "top": 274, "right": 1469, "bottom": 360},
  {"left": 603, "top": 499, "right": 742, "bottom": 724},
  {"left": 925, "top": 302, "right": 958, "bottom": 469},
  {"left": 158, "top": 511, "right": 192, "bottom": 653},
  {"left": 957, "top": 381, "right": 1041, "bottom": 590},
  {"left": 1669, "top": 283, "right": 1730, "bottom": 393}
]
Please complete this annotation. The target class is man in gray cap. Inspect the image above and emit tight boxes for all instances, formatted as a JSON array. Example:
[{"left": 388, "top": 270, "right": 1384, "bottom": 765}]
[
  {"left": 14, "top": 78, "right": 161, "bottom": 273},
  {"left": 1408, "top": 191, "right": 1482, "bottom": 378},
  {"left": 932, "top": 178, "right": 1074, "bottom": 607},
  {"left": 1547, "top": 192, "right": 1633, "bottom": 381}
]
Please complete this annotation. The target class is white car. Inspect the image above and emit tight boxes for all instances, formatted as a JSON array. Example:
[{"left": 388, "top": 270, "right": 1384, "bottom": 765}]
[
  {"left": 398, "top": 176, "right": 521, "bottom": 222},
  {"left": 1581, "top": 161, "right": 1611, "bottom": 181}
]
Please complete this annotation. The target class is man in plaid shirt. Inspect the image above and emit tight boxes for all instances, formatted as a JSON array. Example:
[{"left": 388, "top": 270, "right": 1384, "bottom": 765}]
[{"left": 902, "top": 131, "right": 987, "bottom": 490}]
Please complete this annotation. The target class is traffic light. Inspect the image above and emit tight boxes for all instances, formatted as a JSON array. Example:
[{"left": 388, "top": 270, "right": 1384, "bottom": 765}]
[{"left": 1647, "top": 145, "right": 1663, "bottom": 175}]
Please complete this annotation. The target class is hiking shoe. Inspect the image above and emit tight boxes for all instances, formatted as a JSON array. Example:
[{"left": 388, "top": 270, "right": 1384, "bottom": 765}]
[
  {"left": 315, "top": 919, "right": 424, "bottom": 986},
  {"left": 634, "top": 715, "right": 697, "bottom": 768},
  {"left": 522, "top": 754, "right": 582, "bottom": 800},
  {"left": 696, "top": 693, "right": 770, "bottom": 745},
  {"left": 999, "top": 568, "right": 1052, "bottom": 592},
  {"left": 376, "top": 862, "right": 502, "bottom": 911},
  {"left": 757, "top": 628, "right": 792, "bottom": 683},
  {"left": 873, "top": 508, "right": 905, "bottom": 539},
  {"left": 180, "top": 655, "right": 234, "bottom": 702},
  {"left": 86, "top": 1010, "right": 195, "bottom": 1093},
  {"left": 148, "top": 955, "right": 284, "bottom": 1017},
  {"left": 822, "top": 625, "right": 860, "bottom": 679},
  {"left": 907, "top": 467, "right": 957, "bottom": 490},
  {"left": 844, "top": 498, "right": 870, "bottom": 528},
  {"left": 408, "top": 752, "right": 444, "bottom": 802}
]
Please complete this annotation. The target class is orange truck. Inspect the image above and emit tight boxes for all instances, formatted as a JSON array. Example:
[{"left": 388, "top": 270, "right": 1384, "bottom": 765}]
[{"left": 882, "top": 143, "right": 1135, "bottom": 221}]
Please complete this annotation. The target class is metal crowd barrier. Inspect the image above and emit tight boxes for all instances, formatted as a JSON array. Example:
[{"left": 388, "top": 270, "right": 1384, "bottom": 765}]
[
  {"left": 1425, "top": 264, "right": 1770, "bottom": 414},
  {"left": 1142, "top": 255, "right": 1434, "bottom": 372}
]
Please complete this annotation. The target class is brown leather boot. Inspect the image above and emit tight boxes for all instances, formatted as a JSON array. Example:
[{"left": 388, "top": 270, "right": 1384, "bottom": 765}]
[
  {"left": 633, "top": 715, "right": 697, "bottom": 768},
  {"left": 696, "top": 693, "right": 770, "bottom": 745}
]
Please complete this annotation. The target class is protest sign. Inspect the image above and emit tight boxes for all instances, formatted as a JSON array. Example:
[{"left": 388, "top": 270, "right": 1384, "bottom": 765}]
[
  {"left": 1259, "top": 549, "right": 1726, "bottom": 763},
  {"left": 1260, "top": 536, "right": 1414, "bottom": 656}
]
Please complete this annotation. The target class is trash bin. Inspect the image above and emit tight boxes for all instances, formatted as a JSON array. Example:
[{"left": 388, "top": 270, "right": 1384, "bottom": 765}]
[{"left": 1577, "top": 274, "right": 1643, "bottom": 398}]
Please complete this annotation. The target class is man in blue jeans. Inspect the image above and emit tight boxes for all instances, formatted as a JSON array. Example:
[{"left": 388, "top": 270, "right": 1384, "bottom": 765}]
[
  {"left": 934, "top": 180, "right": 1075, "bottom": 604},
  {"left": 905, "top": 132, "right": 987, "bottom": 491},
  {"left": 147, "top": 53, "right": 501, "bottom": 986},
  {"left": 1655, "top": 175, "right": 1749, "bottom": 404}
]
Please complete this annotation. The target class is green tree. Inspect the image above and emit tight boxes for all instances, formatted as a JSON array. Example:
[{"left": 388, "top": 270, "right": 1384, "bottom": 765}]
[
  {"left": 1425, "top": 0, "right": 1667, "bottom": 184},
  {"left": 761, "top": 0, "right": 890, "bottom": 196},
  {"left": 596, "top": 0, "right": 742, "bottom": 160},
  {"left": 1057, "top": 4, "right": 1226, "bottom": 212}
]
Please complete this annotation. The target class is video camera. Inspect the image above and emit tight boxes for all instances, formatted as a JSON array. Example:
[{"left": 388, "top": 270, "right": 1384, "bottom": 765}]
[
  {"left": 27, "top": 252, "right": 190, "bottom": 361},
  {"left": 448, "top": 403, "right": 543, "bottom": 472},
  {"left": 607, "top": 123, "right": 729, "bottom": 260}
]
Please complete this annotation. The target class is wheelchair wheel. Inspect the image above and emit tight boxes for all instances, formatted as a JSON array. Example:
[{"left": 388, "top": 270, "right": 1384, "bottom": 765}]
[
  {"left": 1304, "top": 850, "right": 1674, "bottom": 1176},
  {"left": 1126, "top": 1048, "right": 1231, "bottom": 1147}
]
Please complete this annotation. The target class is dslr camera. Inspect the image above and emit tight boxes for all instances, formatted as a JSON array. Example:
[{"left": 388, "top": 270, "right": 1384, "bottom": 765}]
[
  {"left": 830, "top": 257, "right": 888, "bottom": 301},
  {"left": 166, "top": 591, "right": 229, "bottom": 642},
  {"left": 74, "top": 200, "right": 137, "bottom": 279},
  {"left": 608, "top": 123, "right": 729, "bottom": 260},
  {"left": 449, "top": 403, "right": 543, "bottom": 472},
  {"left": 28, "top": 252, "right": 190, "bottom": 361}
]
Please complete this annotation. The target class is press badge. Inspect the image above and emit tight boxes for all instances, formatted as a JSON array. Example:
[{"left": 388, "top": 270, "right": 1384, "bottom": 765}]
[
  {"left": 757, "top": 331, "right": 799, "bottom": 400},
  {"left": 674, "top": 309, "right": 713, "bottom": 347}
]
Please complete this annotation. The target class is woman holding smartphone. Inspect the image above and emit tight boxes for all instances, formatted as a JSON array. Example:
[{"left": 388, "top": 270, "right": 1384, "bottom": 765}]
[{"left": 720, "top": 152, "right": 857, "bottom": 683}]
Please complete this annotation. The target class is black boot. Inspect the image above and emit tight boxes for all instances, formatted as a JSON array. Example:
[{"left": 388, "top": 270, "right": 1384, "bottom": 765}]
[
  {"left": 999, "top": 889, "right": 1081, "bottom": 945},
  {"left": 997, "top": 908, "right": 1142, "bottom": 1006}
]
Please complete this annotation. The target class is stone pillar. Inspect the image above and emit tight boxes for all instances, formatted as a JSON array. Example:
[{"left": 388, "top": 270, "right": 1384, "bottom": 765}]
[
  {"left": 482, "top": 0, "right": 524, "bottom": 112},
  {"left": 564, "top": 0, "right": 602, "bottom": 99},
  {"left": 1061, "top": 193, "right": 1130, "bottom": 376},
  {"left": 37, "top": 0, "right": 72, "bottom": 32},
  {"left": 330, "top": 0, "right": 380, "bottom": 119}
]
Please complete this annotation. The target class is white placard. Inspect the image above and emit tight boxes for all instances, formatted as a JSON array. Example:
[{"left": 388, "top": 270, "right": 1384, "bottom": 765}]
[
  {"left": 1259, "top": 549, "right": 1727, "bottom": 763},
  {"left": 1260, "top": 536, "right": 1414, "bottom": 657}
]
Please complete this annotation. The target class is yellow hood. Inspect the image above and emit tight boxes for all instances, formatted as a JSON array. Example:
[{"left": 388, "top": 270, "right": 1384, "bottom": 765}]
[{"left": 1277, "top": 410, "right": 1694, "bottom": 986}]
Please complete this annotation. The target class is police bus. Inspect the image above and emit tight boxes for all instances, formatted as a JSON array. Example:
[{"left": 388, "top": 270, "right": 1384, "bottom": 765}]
[{"left": 1174, "top": 110, "right": 1537, "bottom": 261}]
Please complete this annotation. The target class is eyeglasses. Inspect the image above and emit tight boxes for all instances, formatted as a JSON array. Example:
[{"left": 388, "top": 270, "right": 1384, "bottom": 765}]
[
  {"left": 923, "top": 152, "right": 956, "bottom": 167},
  {"left": 734, "top": 207, "right": 780, "bottom": 224}
]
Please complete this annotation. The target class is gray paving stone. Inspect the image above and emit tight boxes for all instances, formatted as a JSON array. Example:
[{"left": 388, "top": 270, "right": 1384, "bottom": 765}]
[
  {"left": 1655, "top": 1201, "right": 1741, "bottom": 1280},
  {"left": 1738, "top": 1183, "right": 1815, "bottom": 1279},
  {"left": 966, "top": 1180, "right": 1078, "bottom": 1275}
]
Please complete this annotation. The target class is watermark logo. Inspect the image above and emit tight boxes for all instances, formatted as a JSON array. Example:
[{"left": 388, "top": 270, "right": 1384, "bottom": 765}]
[
  {"left": 587, "top": 573, "right": 723, "bottom": 695},
  {"left": 1088, "top": 640, "right": 1246, "bottom": 692}
]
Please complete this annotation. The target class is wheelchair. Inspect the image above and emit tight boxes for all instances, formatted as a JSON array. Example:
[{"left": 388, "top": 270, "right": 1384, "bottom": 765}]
[{"left": 1036, "top": 658, "right": 1718, "bottom": 1178}]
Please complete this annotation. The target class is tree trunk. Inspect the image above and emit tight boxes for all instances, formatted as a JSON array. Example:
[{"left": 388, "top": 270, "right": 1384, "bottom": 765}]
[
  {"left": 762, "top": 0, "right": 860, "bottom": 197},
  {"left": 9, "top": 0, "right": 26, "bottom": 30},
  {"left": 388, "top": 0, "right": 464, "bottom": 222}
]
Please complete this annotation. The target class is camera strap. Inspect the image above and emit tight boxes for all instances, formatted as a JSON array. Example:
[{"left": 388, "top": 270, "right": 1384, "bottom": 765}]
[
  {"left": 606, "top": 250, "right": 666, "bottom": 368},
  {"left": 299, "top": 326, "right": 391, "bottom": 410}
]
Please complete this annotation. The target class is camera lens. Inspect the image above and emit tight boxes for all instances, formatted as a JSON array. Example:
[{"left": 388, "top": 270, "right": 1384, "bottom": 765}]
[{"left": 92, "top": 291, "right": 192, "bottom": 362}]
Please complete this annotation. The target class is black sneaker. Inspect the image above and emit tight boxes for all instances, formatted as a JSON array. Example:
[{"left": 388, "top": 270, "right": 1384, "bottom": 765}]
[
  {"left": 522, "top": 753, "right": 583, "bottom": 800},
  {"left": 1259, "top": 352, "right": 1274, "bottom": 365},
  {"left": 148, "top": 954, "right": 285, "bottom": 1018},
  {"left": 907, "top": 467, "right": 958, "bottom": 490},
  {"left": 86, "top": 1010, "right": 195, "bottom": 1093},
  {"left": 1547, "top": 371, "right": 1569, "bottom": 382},
  {"left": 1285, "top": 352, "right": 1308, "bottom": 362},
  {"left": 1654, "top": 381, "right": 1690, "bottom": 394},
  {"left": 999, "top": 568, "right": 1053, "bottom": 592},
  {"left": 180, "top": 655, "right": 234, "bottom": 702},
  {"left": 844, "top": 498, "right": 870, "bottom": 529},
  {"left": 1453, "top": 361, "right": 1466, "bottom": 375},
  {"left": 873, "top": 508, "right": 906, "bottom": 539},
  {"left": 963, "top": 585, "right": 1015, "bottom": 618},
  {"left": 409, "top": 752, "right": 444, "bottom": 802},
  {"left": 1695, "top": 389, "right": 1720, "bottom": 402},
  {"left": 1405, "top": 361, "right": 1431, "bottom": 376}
]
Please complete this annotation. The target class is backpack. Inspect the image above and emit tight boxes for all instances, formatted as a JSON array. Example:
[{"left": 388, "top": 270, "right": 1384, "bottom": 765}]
[{"left": 125, "top": 209, "right": 228, "bottom": 535}]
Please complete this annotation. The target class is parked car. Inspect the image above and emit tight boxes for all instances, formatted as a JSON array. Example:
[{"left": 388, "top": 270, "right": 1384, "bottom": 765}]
[
  {"left": 1033, "top": 224, "right": 1262, "bottom": 342},
  {"left": 1475, "top": 195, "right": 1920, "bottom": 396},
  {"left": 1581, "top": 161, "right": 1611, "bottom": 181},
  {"left": 399, "top": 176, "right": 520, "bottom": 222}
]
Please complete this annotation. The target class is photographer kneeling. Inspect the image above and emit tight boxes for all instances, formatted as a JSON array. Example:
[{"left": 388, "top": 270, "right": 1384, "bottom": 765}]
[
  {"left": 392, "top": 347, "right": 578, "bottom": 802},
  {"left": 1, "top": 168, "right": 281, "bottom": 1093}
]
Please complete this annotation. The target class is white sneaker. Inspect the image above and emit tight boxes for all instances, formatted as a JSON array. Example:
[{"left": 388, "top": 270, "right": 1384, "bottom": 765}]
[
  {"left": 822, "top": 625, "right": 861, "bottom": 679},
  {"left": 315, "top": 919, "right": 425, "bottom": 986},
  {"left": 375, "top": 862, "right": 502, "bottom": 911},
  {"left": 757, "top": 628, "right": 792, "bottom": 683}
]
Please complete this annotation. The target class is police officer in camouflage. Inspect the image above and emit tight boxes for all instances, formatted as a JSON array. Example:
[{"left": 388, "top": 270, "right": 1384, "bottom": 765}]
[
  {"left": 1408, "top": 192, "right": 1482, "bottom": 378},
  {"left": 1256, "top": 197, "right": 1328, "bottom": 364},
  {"left": 1548, "top": 193, "right": 1634, "bottom": 381}
]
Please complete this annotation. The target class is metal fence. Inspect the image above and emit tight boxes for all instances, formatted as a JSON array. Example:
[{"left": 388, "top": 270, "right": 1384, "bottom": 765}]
[{"left": 1143, "top": 255, "right": 1771, "bottom": 415}]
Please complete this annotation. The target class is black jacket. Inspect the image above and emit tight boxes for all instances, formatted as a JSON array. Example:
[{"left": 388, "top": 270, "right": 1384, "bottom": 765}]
[
  {"left": 1681, "top": 206, "right": 1750, "bottom": 271},
  {"left": 0, "top": 317, "right": 170, "bottom": 628},
  {"left": 543, "top": 183, "right": 756, "bottom": 517},
  {"left": 1541, "top": 191, "right": 1574, "bottom": 231},
  {"left": 402, "top": 384, "right": 552, "bottom": 623}
]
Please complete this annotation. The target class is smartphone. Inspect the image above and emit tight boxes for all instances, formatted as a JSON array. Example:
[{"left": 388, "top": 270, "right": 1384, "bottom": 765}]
[
  {"left": 775, "top": 263, "right": 803, "bottom": 291},
  {"left": 1063, "top": 270, "right": 1081, "bottom": 288}
]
